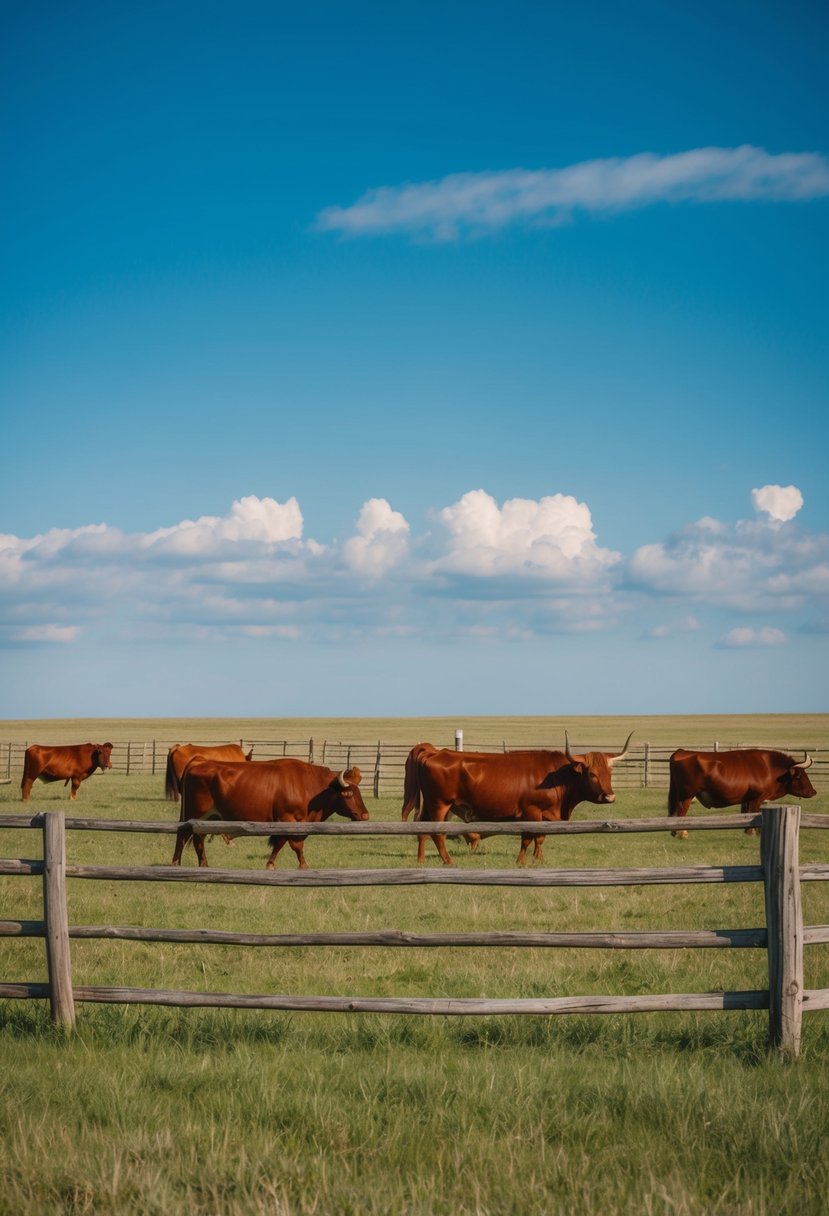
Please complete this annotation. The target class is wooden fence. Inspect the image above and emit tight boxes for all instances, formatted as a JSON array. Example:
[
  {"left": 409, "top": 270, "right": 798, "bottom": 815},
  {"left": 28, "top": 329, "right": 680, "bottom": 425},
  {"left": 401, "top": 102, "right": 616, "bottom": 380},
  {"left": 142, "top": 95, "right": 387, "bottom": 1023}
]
[
  {"left": 2, "top": 738, "right": 827, "bottom": 797},
  {"left": 1, "top": 807, "right": 828, "bottom": 1058}
]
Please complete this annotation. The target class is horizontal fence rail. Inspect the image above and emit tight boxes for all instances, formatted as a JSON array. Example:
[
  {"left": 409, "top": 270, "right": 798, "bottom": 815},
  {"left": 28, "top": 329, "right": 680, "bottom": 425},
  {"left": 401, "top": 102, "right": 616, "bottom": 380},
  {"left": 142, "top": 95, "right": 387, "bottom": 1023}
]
[
  {"left": 0, "top": 807, "right": 827, "bottom": 1056},
  {"left": 2, "top": 739, "right": 827, "bottom": 797}
]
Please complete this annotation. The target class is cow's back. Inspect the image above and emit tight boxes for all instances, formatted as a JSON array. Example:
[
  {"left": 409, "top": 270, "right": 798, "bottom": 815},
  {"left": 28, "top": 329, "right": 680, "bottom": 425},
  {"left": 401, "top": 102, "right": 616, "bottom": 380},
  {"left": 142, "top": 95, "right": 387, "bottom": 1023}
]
[
  {"left": 182, "top": 757, "right": 322, "bottom": 822},
  {"left": 421, "top": 750, "right": 566, "bottom": 817}
]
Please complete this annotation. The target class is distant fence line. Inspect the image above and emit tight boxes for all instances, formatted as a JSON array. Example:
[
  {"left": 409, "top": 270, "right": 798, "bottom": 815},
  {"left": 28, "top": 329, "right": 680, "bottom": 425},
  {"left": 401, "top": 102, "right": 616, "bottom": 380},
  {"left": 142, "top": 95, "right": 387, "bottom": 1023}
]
[
  {"left": 0, "top": 806, "right": 827, "bottom": 1058},
  {"left": 1, "top": 738, "right": 826, "bottom": 798}
]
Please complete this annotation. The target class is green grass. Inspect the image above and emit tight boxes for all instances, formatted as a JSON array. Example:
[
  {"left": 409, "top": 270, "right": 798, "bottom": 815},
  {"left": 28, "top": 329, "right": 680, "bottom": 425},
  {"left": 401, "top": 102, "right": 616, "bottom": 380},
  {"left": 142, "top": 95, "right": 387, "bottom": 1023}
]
[{"left": 1, "top": 716, "right": 829, "bottom": 1214}]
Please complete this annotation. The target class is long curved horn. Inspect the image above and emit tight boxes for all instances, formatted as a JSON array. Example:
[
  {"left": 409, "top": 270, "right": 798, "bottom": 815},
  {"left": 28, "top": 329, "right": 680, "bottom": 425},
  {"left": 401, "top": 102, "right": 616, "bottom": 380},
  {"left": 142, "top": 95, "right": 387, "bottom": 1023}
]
[
  {"left": 338, "top": 769, "right": 350, "bottom": 788},
  {"left": 564, "top": 731, "right": 574, "bottom": 761},
  {"left": 608, "top": 731, "right": 635, "bottom": 766},
  {"left": 798, "top": 753, "right": 813, "bottom": 770}
]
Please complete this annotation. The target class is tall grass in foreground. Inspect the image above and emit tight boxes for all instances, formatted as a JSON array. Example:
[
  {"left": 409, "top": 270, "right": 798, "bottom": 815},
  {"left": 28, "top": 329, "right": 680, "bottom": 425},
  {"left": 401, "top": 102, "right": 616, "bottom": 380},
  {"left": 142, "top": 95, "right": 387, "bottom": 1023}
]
[{"left": 1, "top": 759, "right": 828, "bottom": 1214}]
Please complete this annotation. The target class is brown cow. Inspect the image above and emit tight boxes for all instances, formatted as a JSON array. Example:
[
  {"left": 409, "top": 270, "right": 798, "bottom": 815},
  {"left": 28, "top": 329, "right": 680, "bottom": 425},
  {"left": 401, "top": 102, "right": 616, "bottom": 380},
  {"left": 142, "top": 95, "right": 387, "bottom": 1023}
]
[
  {"left": 172, "top": 757, "right": 370, "bottom": 869},
  {"left": 410, "top": 732, "right": 633, "bottom": 865},
  {"left": 21, "top": 743, "right": 113, "bottom": 801},
  {"left": 164, "top": 743, "right": 254, "bottom": 801},
  {"left": 668, "top": 748, "right": 817, "bottom": 837}
]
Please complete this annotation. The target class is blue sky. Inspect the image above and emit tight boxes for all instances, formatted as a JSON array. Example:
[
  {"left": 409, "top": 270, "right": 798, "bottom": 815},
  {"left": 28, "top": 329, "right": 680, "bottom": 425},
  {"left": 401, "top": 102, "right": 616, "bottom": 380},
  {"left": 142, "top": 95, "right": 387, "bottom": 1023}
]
[{"left": 1, "top": 0, "right": 827, "bottom": 718}]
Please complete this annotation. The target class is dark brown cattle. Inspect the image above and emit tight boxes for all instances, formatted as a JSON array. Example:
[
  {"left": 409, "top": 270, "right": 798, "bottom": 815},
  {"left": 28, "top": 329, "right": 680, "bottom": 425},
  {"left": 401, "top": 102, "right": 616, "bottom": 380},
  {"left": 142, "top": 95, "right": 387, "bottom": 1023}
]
[
  {"left": 410, "top": 732, "right": 633, "bottom": 865},
  {"left": 21, "top": 743, "right": 113, "bottom": 801},
  {"left": 164, "top": 743, "right": 254, "bottom": 801},
  {"left": 668, "top": 748, "right": 817, "bottom": 837},
  {"left": 172, "top": 757, "right": 370, "bottom": 869}
]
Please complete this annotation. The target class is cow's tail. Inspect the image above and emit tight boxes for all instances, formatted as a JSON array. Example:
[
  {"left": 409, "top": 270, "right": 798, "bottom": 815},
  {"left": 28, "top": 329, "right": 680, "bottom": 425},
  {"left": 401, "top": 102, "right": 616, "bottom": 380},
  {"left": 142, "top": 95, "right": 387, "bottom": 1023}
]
[
  {"left": 401, "top": 751, "right": 422, "bottom": 820},
  {"left": 164, "top": 748, "right": 180, "bottom": 801}
]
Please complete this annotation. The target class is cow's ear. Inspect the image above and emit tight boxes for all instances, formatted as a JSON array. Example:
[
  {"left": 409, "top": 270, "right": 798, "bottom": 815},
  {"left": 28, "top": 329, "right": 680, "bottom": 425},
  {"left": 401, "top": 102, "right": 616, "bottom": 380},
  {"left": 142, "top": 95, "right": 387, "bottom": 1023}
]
[{"left": 571, "top": 760, "right": 585, "bottom": 774}]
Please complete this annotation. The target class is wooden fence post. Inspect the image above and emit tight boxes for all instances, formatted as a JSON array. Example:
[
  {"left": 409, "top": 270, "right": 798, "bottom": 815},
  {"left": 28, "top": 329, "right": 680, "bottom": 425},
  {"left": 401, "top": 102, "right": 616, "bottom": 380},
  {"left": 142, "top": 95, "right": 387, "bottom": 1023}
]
[
  {"left": 643, "top": 742, "right": 650, "bottom": 788},
  {"left": 42, "top": 812, "right": 75, "bottom": 1028},
  {"left": 762, "top": 804, "right": 803, "bottom": 1059},
  {"left": 373, "top": 741, "right": 381, "bottom": 798}
]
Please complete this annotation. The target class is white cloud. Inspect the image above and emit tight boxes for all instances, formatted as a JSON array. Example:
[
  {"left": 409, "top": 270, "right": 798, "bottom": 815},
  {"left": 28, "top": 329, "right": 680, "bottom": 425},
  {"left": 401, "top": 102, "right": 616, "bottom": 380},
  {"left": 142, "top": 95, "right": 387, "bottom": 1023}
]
[
  {"left": 433, "top": 490, "right": 619, "bottom": 584},
  {"left": 1, "top": 486, "right": 826, "bottom": 651},
  {"left": 717, "top": 626, "right": 787, "bottom": 649},
  {"left": 3, "top": 624, "right": 81, "bottom": 644},
  {"left": 752, "top": 484, "right": 804, "bottom": 523},
  {"left": 343, "top": 498, "right": 410, "bottom": 577},
  {"left": 628, "top": 500, "right": 829, "bottom": 611},
  {"left": 316, "top": 146, "right": 829, "bottom": 240},
  {"left": 144, "top": 495, "right": 305, "bottom": 555}
]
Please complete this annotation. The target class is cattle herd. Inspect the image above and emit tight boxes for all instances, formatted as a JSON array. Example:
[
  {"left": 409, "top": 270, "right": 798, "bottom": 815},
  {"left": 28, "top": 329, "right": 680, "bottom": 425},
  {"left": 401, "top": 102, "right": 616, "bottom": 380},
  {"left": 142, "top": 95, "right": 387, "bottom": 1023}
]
[{"left": 16, "top": 734, "right": 818, "bottom": 868}]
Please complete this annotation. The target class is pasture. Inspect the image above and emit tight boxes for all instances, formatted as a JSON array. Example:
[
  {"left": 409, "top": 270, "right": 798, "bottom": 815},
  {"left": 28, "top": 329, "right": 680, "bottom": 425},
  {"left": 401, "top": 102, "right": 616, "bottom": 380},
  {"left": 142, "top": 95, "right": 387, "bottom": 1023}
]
[{"left": 1, "top": 715, "right": 829, "bottom": 1215}]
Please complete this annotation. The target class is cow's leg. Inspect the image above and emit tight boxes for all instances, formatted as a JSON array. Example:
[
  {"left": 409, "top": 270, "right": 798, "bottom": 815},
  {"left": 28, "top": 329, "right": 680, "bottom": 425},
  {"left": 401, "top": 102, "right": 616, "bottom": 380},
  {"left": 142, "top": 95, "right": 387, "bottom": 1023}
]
[
  {"left": 171, "top": 824, "right": 192, "bottom": 865},
  {"left": 517, "top": 811, "right": 544, "bottom": 866},
  {"left": 669, "top": 799, "right": 693, "bottom": 840},
  {"left": 418, "top": 804, "right": 453, "bottom": 865},
  {"left": 742, "top": 797, "right": 762, "bottom": 836},
  {"left": 287, "top": 838, "right": 309, "bottom": 870},
  {"left": 70, "top": 777, "right": 82, "bottom": 800},
  {"left": 192, "top": 830, "right": 209, "bottom": 866},
  {"left": 266, "top": 836, "right": 287, "bottom": 869},
  {"left": 465, "top": 833, "right": 481, "bottom": 852},
  {"left": 21, "top": 778, "right": 33, "bottom": 802}
]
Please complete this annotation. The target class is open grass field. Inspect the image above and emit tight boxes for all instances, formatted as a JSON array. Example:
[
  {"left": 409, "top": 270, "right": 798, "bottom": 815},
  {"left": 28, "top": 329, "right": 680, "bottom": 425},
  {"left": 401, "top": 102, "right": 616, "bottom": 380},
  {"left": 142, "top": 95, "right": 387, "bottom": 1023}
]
[{"left": 1, "top": 715, "right": 829, "bottom": 1214}]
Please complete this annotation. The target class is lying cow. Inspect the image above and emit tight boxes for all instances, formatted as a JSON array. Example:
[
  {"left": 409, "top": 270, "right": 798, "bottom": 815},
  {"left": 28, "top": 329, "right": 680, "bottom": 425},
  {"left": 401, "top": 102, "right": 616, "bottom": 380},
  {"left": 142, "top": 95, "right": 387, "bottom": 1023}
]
[
  {"left": 172, "top": 757, "right": 370, "bottom": 869},
  {"left": 21, "top": 742, "right": 113, "bottom": 801},
  {"left": 409, "top": 732, "right": 633, "bottom": 865},
  {"left": 668, "top": 747, "right": 817, "bottom": 837}
]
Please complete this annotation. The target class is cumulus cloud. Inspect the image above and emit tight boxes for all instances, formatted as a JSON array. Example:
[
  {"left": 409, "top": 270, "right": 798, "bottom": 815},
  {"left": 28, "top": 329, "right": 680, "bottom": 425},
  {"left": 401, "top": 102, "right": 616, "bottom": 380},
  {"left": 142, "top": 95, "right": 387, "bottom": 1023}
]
[
  {"left": 1, "top": 485, "right": 826, "bottom": 651},
  {"left": 343, "top": 498, "right": 410, "bottom": 577},
  {"left": 316, "top": 147, "right": 829, "bottom": 240},
  {"left": 144, "top": 495, "right": 307, "bottom": 557},
  {"left": 717, "top": 626, "right": 787, "bottom": 649},
  {"left": 752, "top": 484, "right": 804, "bottom": 523},
  {"left": 432, "top": 490, "right": 620, "bottom": 585},
  {"left": 628, "top": 487, "right": 828, "bottom": 613}
]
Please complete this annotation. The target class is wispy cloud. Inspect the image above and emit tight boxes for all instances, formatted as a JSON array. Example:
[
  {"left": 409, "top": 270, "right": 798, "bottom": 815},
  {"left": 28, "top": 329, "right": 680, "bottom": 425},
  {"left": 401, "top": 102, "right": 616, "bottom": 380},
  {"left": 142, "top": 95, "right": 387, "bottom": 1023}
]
[
  {"left": 316, "top": 146, "right": 829, "bottom": 240},
  {"left": 717, "top": 626, "right": 787, "bottom": 649}
]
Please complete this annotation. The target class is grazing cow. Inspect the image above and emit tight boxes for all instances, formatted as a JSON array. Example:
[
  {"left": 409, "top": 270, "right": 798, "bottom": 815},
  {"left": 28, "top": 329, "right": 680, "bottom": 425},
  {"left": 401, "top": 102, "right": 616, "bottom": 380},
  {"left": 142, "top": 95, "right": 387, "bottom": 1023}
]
[
  {"left": 172, "top": 757, "right": 370, "bottom": 869},
  {"left": 668, "top": 748, "right": 817, "bottom": 837},
  {"left": 21, "top": 743, "right": 113, "bottom": 802},
  {"left": 410, "top": 732, "right": 634, "bottom": 865},
  {"left": 165, "top": 743, "right": 254, "bottom": 801}
]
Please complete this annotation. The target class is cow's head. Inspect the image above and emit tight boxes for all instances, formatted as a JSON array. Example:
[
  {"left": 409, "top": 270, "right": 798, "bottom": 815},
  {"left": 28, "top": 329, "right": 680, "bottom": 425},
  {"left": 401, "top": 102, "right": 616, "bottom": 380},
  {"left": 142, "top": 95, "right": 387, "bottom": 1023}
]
[
  {"left": 780, "top": 754, "right": 817, "bottom": 800},
  {"left": 93, "top": 743, "right": 114, "bottom": 772},
  {"left": 330, "top": 766, "right": 370, "bottom": 820},
  {"left": 563, "top": 731, "right": 634, "bottom": 806}
]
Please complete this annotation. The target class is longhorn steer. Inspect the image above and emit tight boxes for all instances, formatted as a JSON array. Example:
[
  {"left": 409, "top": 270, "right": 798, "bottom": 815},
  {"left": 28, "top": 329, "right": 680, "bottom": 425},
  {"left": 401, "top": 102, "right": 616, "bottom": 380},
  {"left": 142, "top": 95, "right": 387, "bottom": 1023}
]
[
  {"left": 668, "top": 748, "right": 816, "bottom": 837},
  {"left": 409, "top": 732, "right": 634, "bottom": 865}
]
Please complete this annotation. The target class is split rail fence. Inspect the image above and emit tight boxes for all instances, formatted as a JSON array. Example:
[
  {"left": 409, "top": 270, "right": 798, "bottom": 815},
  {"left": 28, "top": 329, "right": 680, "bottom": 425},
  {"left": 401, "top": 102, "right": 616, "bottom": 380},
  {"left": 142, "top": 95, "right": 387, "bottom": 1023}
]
[
  {"left": 2, "top": 738, "right": 827, "bottom": 797},
  {"left": 1, "top": 807, "right": 828, "bottom": 1058}
]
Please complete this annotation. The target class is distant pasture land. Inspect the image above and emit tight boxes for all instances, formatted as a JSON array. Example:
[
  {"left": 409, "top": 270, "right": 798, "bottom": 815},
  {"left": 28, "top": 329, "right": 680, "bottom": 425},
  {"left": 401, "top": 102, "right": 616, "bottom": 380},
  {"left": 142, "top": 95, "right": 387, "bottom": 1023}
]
[{"left": 1, "top": 715, "right": 828, "bottom": 1214}]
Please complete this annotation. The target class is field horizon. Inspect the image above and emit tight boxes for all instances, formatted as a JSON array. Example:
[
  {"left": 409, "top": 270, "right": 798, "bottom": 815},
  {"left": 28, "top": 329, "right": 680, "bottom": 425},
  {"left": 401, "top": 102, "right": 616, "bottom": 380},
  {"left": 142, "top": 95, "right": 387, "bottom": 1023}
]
[{"left": 1, "top": 711, "right": 828, "bottom": 750}]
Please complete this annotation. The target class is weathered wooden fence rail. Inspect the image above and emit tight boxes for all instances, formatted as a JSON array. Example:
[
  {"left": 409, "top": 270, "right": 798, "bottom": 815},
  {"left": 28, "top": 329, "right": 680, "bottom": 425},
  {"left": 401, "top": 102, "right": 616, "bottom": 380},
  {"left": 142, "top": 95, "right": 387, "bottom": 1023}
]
[
  {"left": 3, "top": 738, "right": 827, "bottom": 796},
  {"left": 1, "top": 808, "right": 827, "bottom": 1057}
]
